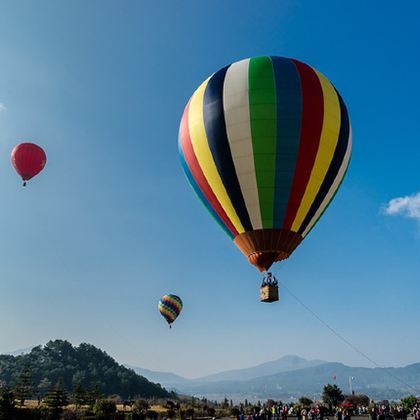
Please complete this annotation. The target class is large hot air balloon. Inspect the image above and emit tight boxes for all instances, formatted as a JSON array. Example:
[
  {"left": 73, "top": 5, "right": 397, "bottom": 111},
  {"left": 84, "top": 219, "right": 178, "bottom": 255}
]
[
  {"left": 178, "top": 56, "right": 351, "bottom": 299},
  {"left": 11, "top": 142, "right": 47, "bottom": 186},
  {"left": 158, "top": 294, "right": 183, "bottom": 328}
]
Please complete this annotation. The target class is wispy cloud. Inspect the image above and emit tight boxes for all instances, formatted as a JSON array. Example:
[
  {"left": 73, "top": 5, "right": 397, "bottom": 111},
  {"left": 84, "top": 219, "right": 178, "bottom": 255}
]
[
  {"left": 0, "top": 103, "right": 6, "bottom": 112},
  {"left": 383, "top": 192, "right": 420, "bottom": 221}
]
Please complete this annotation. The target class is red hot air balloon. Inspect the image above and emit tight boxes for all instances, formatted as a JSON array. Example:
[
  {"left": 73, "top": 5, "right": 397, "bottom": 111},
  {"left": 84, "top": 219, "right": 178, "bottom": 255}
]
[{"left": 11, "top": 143, "right": 47, "bottom": 186}]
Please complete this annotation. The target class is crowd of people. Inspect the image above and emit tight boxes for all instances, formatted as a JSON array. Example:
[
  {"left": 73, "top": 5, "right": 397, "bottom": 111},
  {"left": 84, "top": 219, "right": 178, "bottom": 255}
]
[
  {"left": 232, "top": 401, "right": 420, "bottom": 420},
  {"left": 367, "top": 401, "right": 420, "bottom": 420},
  {"left": 234, "top": 404, "right": 327, "bottom": 420}
]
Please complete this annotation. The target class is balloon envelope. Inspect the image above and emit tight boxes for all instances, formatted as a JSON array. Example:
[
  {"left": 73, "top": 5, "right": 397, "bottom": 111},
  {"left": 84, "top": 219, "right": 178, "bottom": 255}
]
[
  {"left": 179, "top": 56, "right": 351, "bottom": 271},
  {"left": 11, "top": 142, "right": 47, "bottom": 182},
  {"left": 158, "top": 294, "right": 183, "bottom": 326}
]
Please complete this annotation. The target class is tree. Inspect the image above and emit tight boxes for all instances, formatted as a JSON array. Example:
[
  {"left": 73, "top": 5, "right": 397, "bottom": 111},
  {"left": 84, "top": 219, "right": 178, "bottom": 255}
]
[
  {"left": 185, "top": 407, "right": 195, "bottom": 418},
  {"left": 93, "top": 399, "right": 117, "bottom": 418},
  {"left": 44, "top": 380, "right": 69, "bottom": 414},
  {"left": 0, "top": 387, "right": 15, "bottom": 419},
  {"left": 166, "top": 400, "right": 176, "bottom": 409},
  {"left": 93, "top": 399, "right": 117, "bottom": 417},
  {"left": 207, "top": 407, "right": 216, "bottom": 417},
  {"left": 14, "top": 367, "right": 33, "bottom": 407},
  {"left": 299, "top": 397, "right": 313, "bottom": 409},
  {"left": 38, "top": 377, "right": 52, "bottom": 398},
  {"left": 167, "top": 408, "right": 176, "bottom": 419},
  {"left": 400, "top": 395, "right": 417, "bottom": 411},
  {"left": 133, "top": 399, "right": 149, "bottom": 419},
  {"left": 345, "top": 394, "right": 369, "bottom": 408},
  {"left": 85, "top": 384, "right": 104, "bottom": 408},
  {"left": 231, "top": 407, "right": 240, "bottom": 417},
  {"left": 322, "top": 384, "right": 344, "bottom": 412},
  {"left": 72, "top": 382, "right": 86, "bottom": 407}
]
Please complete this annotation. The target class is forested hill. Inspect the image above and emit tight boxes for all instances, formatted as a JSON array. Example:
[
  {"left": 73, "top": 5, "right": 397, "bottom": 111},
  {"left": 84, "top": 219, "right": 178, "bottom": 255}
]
[{"left": 0, "top": 340, "right": 171, "bottom": 399}]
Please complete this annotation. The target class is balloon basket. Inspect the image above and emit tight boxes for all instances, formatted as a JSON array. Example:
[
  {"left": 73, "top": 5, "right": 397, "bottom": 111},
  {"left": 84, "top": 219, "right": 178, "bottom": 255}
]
[
  {"left": 260, "top": 284, "right": 279, "bottom": 302},
  {"left": 259, "top": 273, "right": 279, "bottom": 303}
]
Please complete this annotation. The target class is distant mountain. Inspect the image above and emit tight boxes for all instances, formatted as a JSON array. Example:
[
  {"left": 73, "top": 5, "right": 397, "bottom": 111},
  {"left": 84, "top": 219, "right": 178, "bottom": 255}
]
[
  {"left": 4, "top": 346, "right": 36, "bottom": 356},
  {"left": 173, "top": 362, "right": 420, "bottom": 401},
  {"left": 0, "top": 340, "right": 171, "bottom": 399},
  {"left": 127, "top": 366, "right": 189, "bottom": 388},
  {"left": 130, "top": 355, "right": 326, "bottom": 388},
  {"left": 199, "top": 355, "right": 326, "bottom": 382},
  {"left": 132, "top": 356, "right": 420, "bottom": 402}
]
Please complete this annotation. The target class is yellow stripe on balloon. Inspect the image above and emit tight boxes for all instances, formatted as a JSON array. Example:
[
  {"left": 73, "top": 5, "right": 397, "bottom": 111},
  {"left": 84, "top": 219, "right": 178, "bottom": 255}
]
[
  {"left": 291, "top": 70, "right": 341, "bottom": 232},
  {"left": 302, "top": 126, "right": 352, "bottom": 238},
  {"left": 161, "top": 307, "right": 176, "bottom": 320},
  {"left": 170, "top": 301, "right": 182, "bottom": 312},
  {"left": 188, "top": 78, "right": 245, "bottom": 233}
]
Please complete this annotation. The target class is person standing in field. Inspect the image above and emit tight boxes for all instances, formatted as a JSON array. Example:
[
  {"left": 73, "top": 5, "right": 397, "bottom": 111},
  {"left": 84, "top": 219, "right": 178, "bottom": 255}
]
[
  {"left": 335, "top": 407, "right": 342, "bottom": 420},
  {"left": 369, "top": 400, "right": 377, "bottom": 420}
]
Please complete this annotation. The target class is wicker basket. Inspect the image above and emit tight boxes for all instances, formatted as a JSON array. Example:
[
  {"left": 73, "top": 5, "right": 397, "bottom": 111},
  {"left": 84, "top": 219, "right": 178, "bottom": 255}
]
[{"left": 260, "top": 284, "right": 279, "bottom": 303}]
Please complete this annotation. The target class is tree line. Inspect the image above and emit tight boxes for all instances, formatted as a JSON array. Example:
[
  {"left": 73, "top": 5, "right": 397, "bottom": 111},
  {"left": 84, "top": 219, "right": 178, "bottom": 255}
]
[{"left": 0, "top": 340, "right": 171, "bottom": 400}]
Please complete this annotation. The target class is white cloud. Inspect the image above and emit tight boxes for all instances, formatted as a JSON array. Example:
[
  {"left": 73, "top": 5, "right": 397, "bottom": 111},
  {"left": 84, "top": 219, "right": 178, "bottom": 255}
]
[
  {"left": 383, "top": 192, "right": 420, "bottom": 221},
  {"left": 0, "top": 103, "right": 6, "bottom": 112}
]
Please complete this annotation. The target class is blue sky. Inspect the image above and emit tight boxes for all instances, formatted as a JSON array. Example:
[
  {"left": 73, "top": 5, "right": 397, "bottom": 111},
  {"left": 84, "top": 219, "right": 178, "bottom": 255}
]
[{"left": 0, "top": 1, "right": 419, "bottom": 378}]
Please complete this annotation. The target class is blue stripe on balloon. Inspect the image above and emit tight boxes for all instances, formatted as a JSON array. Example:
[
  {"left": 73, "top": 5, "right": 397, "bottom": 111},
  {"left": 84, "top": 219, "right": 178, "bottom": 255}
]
[
  {"left": 271, "top": 57, "right": 303, "bottom": 228},
  {"left": 203, "top": 66, "right": 253, "bottom": 231}
]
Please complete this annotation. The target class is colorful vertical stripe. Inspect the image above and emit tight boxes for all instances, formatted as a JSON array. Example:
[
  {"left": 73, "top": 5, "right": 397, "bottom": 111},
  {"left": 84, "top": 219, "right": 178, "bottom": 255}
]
[
  {"left": 179, "top": 56, "right": 351, "bottom": 243},
  {"left": 203, "top": 66, "right": 253, "bottom": 232},
  {"left": 271, "top": 57, "right": 302, "bottom": 228},
  {"left": 223, "top": 59, "right": 263, "bottom": 229},
  {"left": 248, "top": 57, "right": 277, "bottom": 228}
]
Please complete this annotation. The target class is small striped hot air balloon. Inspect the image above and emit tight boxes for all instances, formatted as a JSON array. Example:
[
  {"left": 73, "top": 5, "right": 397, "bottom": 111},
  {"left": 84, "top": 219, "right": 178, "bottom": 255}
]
[
  {"left": 179, "top": 56, "right": 351, "bottom": 296},
  {"left": 158, "top": 295, "right": 183, "bottom": 328}
]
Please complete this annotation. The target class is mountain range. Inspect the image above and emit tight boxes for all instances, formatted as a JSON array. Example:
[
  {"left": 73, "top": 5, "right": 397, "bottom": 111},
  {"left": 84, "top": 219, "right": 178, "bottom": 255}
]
[
  {"left": 129, "top": 356, "right": 420, "bottom": 402},
  {"left": 128, "top": 355, "right": 325, "bottom": 387},
  {"left": 4, "top": 344, "right": 419, "bottom": 402}
]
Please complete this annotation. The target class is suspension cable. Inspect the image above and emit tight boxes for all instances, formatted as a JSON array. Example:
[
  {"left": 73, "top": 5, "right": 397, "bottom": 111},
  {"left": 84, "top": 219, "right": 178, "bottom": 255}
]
[{"left": 276, "top": 275, "right": 418, "bottom": 394}]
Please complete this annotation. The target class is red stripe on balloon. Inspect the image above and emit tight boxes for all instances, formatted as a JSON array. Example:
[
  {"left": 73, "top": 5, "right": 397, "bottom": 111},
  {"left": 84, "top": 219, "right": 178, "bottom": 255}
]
[
  {"left": 282, "top": 60, "right": 324, "bottom": 230},
  {"left": 179, "top": 101, "right": 239, "bottom": 236}
]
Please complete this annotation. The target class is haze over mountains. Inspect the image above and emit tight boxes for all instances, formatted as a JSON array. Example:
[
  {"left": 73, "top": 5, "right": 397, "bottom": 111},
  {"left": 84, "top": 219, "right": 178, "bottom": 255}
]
[
  {"left": 5, "top": 345, "right": 419, "bottom": 402},
  {"left": 130, "top": 356, "right": 420, "bottom": 402},
  {"left": 128, "top": 355, "right": 325, "bottom": 386}
]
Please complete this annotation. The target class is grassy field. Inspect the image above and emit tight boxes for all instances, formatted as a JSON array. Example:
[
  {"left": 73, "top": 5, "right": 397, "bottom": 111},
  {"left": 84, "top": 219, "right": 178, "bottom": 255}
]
[{"left": 21, "top": 400, "right": 169, "bottom": 412}]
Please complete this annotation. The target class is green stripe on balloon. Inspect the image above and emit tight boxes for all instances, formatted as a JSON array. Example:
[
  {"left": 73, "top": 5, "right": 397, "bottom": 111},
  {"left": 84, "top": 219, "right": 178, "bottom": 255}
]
[{"left": 248, "top": 56, "right": 277, "bottom": 228}]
